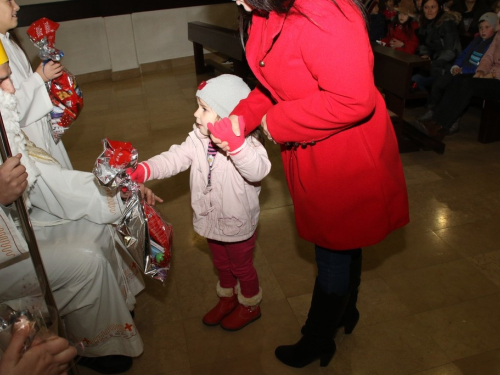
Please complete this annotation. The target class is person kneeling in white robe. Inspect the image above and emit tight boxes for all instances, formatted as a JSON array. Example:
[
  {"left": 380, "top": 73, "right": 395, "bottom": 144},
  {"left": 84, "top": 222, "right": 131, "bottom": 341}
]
[{"left": 0, "top": 47, "right": 150, "bottom": 374}]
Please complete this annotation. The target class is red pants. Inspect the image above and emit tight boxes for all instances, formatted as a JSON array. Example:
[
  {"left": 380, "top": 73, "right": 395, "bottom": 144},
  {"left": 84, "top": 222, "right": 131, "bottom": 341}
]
[{"left": 207, "top": 232, "right": 259, "bottom": 298}]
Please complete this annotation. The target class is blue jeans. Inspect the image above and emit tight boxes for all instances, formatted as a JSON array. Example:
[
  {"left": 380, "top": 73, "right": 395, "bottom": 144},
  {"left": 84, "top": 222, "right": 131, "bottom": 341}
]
[
  {"left": 315, "top": 245, "right": 362, "bottom": 296},
  {"left": 412, "top": 74, "right": 435, "bottom": 92}
]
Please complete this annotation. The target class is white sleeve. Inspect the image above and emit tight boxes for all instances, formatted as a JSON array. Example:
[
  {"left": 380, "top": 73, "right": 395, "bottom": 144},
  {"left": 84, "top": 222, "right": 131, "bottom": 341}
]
[
  {"left": 229, "top": 139, "right": 271, "bottom": 183},
  {"left": 14, "top": 73, "right": 53, "bottom": 128},
  {"left": 29, "top": 161, "right": 125, "bottom": 225}
]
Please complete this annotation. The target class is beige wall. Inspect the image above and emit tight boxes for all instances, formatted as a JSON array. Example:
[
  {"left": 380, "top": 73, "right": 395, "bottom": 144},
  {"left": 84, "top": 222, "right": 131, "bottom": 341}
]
[{"left": 16, "top": 3, "right": 238, "bottom": 76}]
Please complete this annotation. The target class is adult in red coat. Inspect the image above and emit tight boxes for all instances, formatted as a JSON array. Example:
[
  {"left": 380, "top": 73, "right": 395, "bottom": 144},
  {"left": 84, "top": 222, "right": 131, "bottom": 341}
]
[{"left": 215, "top": 0, "right": 409, "bottom": 368}]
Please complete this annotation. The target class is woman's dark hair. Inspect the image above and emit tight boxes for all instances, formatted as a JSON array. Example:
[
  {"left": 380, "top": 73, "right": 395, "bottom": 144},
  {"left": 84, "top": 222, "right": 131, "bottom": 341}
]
[
  {"left": 237, "top": 0, "right": 369, "bottom": 46},
  {"left": 250, "top": 127, "right": 266, "bottom": 146},
  {"left": 419, "top": 0, "right": 444, "bottom": 27},
  {"left": 391, "top": 12, "right": 415, "bottom": 37}
]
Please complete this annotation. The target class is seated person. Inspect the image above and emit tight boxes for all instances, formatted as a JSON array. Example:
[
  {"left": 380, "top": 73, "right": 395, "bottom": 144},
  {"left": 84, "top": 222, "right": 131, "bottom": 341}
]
[
  {"left": 369, "top": 1, "right": 388, "bottom": 42},
  {"left": 450, "top": 0, "right": 490, "bottom": 36},
  {"left": 412, "top": 18, "right": 500, "bottom": 138},
  {"left": 412, "top": 0, "right": 462, "bottom": 91},
  {"left": 0, "top": 41, "right": 153, "bottom": 374},
  {"left": 418, "top": 11, "right": 497, "bottom": 122},
  {"left": 381, "top": 0, "right": 420, "bottom": 54}
]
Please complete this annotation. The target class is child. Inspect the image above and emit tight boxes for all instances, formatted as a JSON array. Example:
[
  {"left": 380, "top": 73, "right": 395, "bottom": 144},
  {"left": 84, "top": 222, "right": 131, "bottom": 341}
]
[
  {"left": 418, "top": 11, "right": 497, "bottom": 121},
  {"left": 0, "top": 0, "right": 71, "bottom": 170},
  {"left": 381, "top": 0, "right": 398, "bottom": 20},
  {"left": 128, "top": 74, "right": 271, "bottom": 331},
  {"left": 381, "top": 0, "right": 420, "bottom": 54}
]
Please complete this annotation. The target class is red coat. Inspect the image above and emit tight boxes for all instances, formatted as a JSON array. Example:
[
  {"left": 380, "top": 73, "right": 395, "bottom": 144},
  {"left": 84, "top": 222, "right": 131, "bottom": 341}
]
[
  {"left": 381, "top": 23, "right": 419, "bottom": 54},
  {"left": 232, "top": 0, "right": 409, "bottom": 250}
]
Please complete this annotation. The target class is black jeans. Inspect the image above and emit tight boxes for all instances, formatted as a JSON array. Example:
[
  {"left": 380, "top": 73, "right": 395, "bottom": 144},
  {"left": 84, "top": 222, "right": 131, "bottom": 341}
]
[{"left": 433, "top": 76, "right": 500, "bottom": 129}]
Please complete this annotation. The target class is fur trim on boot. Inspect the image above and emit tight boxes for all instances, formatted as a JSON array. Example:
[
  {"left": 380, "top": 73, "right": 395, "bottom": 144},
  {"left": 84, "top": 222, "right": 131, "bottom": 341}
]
[
  {"left": 220, "top": 288, "right": 262, "bottom": 331},
  {"left": 202, "top": 282, "right": 239, "bottom": 326},
  {"left": 237, "top": 287, "right": 262, "bottom": 307},
  {"left": 217, "top": 281, "right": 237, "bottom": 298}
]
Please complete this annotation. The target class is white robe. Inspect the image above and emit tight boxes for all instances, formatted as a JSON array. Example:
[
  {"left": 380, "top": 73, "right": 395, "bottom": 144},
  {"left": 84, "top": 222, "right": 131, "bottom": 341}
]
[
  {"left": 0, "top": 89, "right": 144, "bottom": 357},
  {"left": 0, "top": 32, "right": 72, "bottom": 170}
]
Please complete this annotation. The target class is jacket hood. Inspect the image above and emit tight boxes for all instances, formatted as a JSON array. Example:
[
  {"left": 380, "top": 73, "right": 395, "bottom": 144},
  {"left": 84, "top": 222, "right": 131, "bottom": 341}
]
[{"left": 436, "top": 10, "right": 462, "bottom": 27}]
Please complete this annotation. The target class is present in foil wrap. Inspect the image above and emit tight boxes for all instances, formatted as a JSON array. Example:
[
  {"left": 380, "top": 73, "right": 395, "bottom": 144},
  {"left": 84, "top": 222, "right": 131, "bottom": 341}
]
[
  {"left": 93, "top": 138, "right": 172, "bottom": 284},
  {"left": 0, "top": 304, "right": 57, "bottom": 353},
  {"left": 27, "top": 18, "right": 84, "bottom": 144}
]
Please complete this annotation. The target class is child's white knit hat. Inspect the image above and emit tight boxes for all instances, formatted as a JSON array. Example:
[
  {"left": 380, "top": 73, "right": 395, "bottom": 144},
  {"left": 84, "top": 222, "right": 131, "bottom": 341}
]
[
  {"left": 478, "top": 12, "right": 498, "bottom": 28},
  {"left": 196, "top": 74, "right": 251, "bottom": 118}
]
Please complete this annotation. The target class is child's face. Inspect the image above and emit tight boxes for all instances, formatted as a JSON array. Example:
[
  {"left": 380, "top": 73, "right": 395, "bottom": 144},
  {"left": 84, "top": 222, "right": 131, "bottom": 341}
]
[
  {"left": 479, "top": 21, "right": 495, "bottom": 40},
  {"left": 398, "top": 12, "right": 410, "bottom": 23},
  {"left": 386, "top": 0, "right": 394, "bottom": 7},
  {"left": 0, "top": 0, "right": 20, "bottom": 34},
  {"left": 194, "top": 97, "right": 218, "bottom": 136}
]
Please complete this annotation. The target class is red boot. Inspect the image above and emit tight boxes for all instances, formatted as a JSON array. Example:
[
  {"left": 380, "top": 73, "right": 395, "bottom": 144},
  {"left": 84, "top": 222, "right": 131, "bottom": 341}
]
[
  {"left": 202, "top": 282, "right": 238, "bottom": 326},
  {"left": 220, "top": 288, "right": 262, "bottom": 331}
]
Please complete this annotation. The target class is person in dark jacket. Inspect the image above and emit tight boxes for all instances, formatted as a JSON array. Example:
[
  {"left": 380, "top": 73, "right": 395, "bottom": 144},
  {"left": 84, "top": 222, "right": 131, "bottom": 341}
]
[
  {"left": 418, "top": 11, "right": 497, "bottom": 121},
  {"left": 411, "top": 0, "right": 462, "bottom": 91}
]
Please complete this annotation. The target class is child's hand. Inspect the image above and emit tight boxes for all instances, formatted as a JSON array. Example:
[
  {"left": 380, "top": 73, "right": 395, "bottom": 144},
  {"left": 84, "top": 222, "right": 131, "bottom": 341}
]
[
  {"left": 451, "top": 66, "right": 462, "bottom": 75},
  {"left": 36, "top": 61, "right": 64, "bottom": 82},
  {"left": 207, "top": 117, "right": 246, "bottom": 154},
  {"left": 140, "top": 184, "right": 163, "bottom": 206},
  {"left": 126, "top": 162, "right": 151, "bottom": 183}
]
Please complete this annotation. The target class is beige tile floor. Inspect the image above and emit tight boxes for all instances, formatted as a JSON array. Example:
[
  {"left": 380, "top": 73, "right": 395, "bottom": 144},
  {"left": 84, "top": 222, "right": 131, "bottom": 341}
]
[{"left": 71, "top": 61, "right": 500, "bottom": 375}]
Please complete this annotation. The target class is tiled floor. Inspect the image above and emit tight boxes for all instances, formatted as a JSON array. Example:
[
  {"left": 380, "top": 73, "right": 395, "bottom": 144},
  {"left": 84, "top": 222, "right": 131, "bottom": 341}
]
[{"left": 70, "top": 60, "right": 500, "bottom": 375}]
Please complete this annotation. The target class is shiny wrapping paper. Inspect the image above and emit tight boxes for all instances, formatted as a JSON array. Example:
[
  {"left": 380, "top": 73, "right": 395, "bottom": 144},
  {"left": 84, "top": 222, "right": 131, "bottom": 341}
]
[
  {"left": 93, "top": 138, "right": 172, "bottom": 284},
  {"left": 27, "top": 18, "right": 84, "bottom": 144}
]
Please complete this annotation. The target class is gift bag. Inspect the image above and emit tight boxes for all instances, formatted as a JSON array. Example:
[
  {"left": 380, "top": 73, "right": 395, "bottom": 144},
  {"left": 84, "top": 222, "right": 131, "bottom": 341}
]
[
  {"left": 93, "top": 138, "right": 172, "bottom": 284},
  {"left": 27, "top": 18, "right": 84, "bottom": 144}
]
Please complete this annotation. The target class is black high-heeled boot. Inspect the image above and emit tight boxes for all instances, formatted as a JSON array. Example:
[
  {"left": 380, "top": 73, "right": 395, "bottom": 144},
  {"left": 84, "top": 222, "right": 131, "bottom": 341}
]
[
  {"left": 275, "top": 279, "right": 349, "bottom": 368},
  {"left": 300, "top": 248, "right": 362, "bottom": 336},
  {"left": 339, "top": 248, "right": 362, "bottom": 334}
]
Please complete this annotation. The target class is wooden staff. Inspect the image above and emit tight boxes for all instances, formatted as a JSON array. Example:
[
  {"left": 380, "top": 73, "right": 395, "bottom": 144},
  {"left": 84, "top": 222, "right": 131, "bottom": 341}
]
[{"left": 0, "top": 111, "right": 78, "bottom": 375}]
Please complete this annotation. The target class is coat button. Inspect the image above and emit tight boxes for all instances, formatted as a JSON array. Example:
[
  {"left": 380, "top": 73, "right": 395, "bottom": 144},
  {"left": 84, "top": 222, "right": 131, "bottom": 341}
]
[
  {"left": 310, "top": 141, "right": 316, "bottom": 146},
  {"left": 294, "top": 142, "right": 299, "bottom": 147},
  {"left": 301, "top": 142, "right": 307, "bottom": 149},
  {"left": 259, "top": 61, "right": 265, "bottom": 67}
]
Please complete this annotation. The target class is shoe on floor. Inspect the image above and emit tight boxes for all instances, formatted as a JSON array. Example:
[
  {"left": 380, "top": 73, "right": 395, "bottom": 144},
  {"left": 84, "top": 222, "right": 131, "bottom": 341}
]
[
  {"left": 220, "top": 304, "right": 261, "bottom": 331},
  {"left": 417, "top": 109, "right": 434, "bottom": 121},
  {"left": 77, "top": 355, "right": 133, "bottom": 374}
]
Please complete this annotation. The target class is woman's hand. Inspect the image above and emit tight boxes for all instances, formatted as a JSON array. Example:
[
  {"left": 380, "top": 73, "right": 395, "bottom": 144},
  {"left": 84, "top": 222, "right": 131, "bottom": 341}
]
[
  {"left": 421, "top": 55, "right": 430, "bottom": 60},
  {"left": 210, "top": 115, "right": 240, "bottom": 152},
  {"left": 140, "top": 184, "right": 163, "bottom": 206},
  {"left": 261, "top": 114, "right": 276, "bottom": 144},
  {"left": 36, "top": 61, "right": 64, "bottom": 83},
  {"left": 474, "top": 71, "right": 486, "bottom": 78}
]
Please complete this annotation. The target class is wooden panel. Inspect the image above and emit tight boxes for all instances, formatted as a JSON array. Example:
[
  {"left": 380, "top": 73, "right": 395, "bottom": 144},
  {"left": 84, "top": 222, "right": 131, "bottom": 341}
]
[{"left": 188, "top": 22, "right": 244, "bottom": 61}]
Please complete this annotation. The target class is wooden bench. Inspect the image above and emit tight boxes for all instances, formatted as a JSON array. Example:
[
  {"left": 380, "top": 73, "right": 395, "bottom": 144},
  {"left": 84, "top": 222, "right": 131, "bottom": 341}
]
[
  {"left": 371, "top": 43, "right": 446, "bottom": 154},
  {"left": 478, "top": 99, "right": 500, "bottom": 143},
  {"left": 187, "top": 21, "right": 251, "bottom": 81}
]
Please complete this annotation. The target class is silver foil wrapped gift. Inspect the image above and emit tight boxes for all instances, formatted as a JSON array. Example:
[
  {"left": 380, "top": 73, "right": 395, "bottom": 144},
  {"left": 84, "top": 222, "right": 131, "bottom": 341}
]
[{"left": 93, "top": 138, "right": 171, "bottom": 284}]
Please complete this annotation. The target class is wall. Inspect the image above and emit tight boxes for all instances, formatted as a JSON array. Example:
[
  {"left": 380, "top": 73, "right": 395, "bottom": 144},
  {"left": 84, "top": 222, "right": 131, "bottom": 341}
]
[{"left": 16, "top": 3, "right": 238, "bottom": 77}]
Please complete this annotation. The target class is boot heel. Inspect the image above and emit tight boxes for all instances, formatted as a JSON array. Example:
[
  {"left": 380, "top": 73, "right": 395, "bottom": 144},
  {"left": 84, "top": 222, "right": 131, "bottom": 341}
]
[
  {"left": 319, "top": 352, "right": 334, "bottom": 367},
  {"left": 343, "top": 309, "right": 359, "bottom": 334}
]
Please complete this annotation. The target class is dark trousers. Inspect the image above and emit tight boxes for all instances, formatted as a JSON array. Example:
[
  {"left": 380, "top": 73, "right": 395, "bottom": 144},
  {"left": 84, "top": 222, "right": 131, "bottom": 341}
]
[
  {"left": 434, "top": 76, "right": 500, "bottom": 129},
  {"left": 315, "top": 246, "right": 362, "bottom": 295}
]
